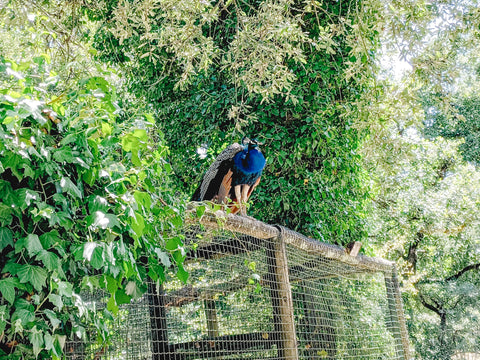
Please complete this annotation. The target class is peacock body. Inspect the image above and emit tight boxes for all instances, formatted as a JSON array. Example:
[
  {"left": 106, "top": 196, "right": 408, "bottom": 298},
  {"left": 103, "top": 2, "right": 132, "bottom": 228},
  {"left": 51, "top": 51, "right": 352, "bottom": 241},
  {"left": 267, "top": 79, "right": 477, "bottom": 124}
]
[{"left": 191, "top": 138, "right": 266, "bottom": 215}]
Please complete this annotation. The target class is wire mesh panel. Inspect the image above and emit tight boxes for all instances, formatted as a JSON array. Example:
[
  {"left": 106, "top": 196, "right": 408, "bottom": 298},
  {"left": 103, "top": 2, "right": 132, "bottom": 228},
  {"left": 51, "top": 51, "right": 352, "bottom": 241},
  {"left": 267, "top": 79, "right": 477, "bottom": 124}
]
[
  {"left": 287, "top": 244, "right": 402, "bottom": 360},
  {"left": 66, "top": 216, "right": 409, "bottom": 360},
  {"left": 65, "top": 291, "right": 154, "bottom": 360}
]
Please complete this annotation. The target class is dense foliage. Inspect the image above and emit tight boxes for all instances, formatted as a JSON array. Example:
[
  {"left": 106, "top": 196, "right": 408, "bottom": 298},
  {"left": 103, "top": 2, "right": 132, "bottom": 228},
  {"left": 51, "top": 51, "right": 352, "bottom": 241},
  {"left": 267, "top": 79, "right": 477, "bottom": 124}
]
[
  {"left": 1, "top": 0, "right": 480, "bottom": 359},
  {"left": 89, "top": 0, "right": 381, "bottom": 245},
  {"left": 362, "top": 0, "right": 480, "bottom": 357},
  {"left": 0, "top": 54, "right": 185, "bottom": 359}
]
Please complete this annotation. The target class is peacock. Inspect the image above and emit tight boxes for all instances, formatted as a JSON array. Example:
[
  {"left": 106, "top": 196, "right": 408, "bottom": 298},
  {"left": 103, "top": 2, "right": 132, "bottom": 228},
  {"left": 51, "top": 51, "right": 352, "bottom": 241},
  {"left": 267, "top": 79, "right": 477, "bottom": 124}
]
[{"left": 191, "top": 137, "right": 266, "bottom": 216}]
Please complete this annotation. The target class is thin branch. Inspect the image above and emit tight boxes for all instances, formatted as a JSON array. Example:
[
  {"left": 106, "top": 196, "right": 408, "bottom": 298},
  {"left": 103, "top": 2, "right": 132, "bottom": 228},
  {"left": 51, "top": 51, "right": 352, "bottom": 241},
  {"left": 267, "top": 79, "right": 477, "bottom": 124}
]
[
  {"left": 446, "top": 263, "right": 480, "bottom": 282},
  {"left": 418, "top": 293, "right": 442, "bottom": 316}
]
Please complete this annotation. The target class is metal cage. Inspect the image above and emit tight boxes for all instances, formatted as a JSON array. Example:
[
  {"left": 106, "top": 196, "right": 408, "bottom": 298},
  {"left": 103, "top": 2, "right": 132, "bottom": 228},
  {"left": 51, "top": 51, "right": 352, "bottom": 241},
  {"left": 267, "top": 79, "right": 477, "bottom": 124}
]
[{"left": 67, "top": 213, "right": 410, "bottom": 360}]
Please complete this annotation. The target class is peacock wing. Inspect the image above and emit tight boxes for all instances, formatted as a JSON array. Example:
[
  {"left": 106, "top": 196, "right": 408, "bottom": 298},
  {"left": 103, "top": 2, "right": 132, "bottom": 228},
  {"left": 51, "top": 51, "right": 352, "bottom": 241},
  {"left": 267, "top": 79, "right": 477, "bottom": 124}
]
[{"left": 192, "top": 143, "right": 243, "bottom": 201}]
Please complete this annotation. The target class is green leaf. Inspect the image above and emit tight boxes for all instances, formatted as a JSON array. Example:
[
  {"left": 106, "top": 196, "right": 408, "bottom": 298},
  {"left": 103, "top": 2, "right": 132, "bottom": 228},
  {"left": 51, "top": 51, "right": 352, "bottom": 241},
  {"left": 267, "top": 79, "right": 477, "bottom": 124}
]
[
  {"left": 0, "top": 227, "right": 13, "bottom": 249},
  {"left": 121, "top": 133, "right": 139, "bottom": 152},
  {"left": 176, "top": 264, "right": 189, "bottom": 283},
  {"left": 82, "top": 242, "right": 97, "bottom": 261},
  {"left": 130, "top": 211, "right": 145, "bottom": 238},
  {"left": 107, "top": 295, "right": 119, "bottom": 315},
  {"left": 2, "top": 152, "right": 24, "bottom": 180},
  {"left": 115, "top": 288, "right": 131, "bottom": 305},
  {"left": 90, "top": 246, "right": 104, "bottom": 270},
  {"left": 12, "top": 307, "right": 35, "bottom": 326},
  {"left": 36, "top": 250, "right": 61, "bottom": 271},
  {"left": 52, "top": 147, "right": 75, "bottom": 163},
  {"left": 59, "top": 177, "right": 82, "bottom": 199},
  {"left": 104, "top": 275, "right": 118, "bottom": 294},
  {"left": 17, "top": 264, "right": 48, "bottom": 291},
  {"left": 0, "top": 203, "right": 13, "bottom": 225},
  {"left": 165, "top": 236, "right": 182, "bottom": 251},
  {"left": 133, "top": 191, "right": 152, "bottom": 209},
  {"left": 39, "top": 230, "right": 61, "bottom": 249},
  {"left": 57, "top": 281, "right": 73, "bottom": 297},
  {"left": 15, "top": 188, "right": 40, "bottom": 210},
  {"left": 15, "top": 234, "right": 43, "bottom": 256},
  {"left": 49, "top": 294, "right": 63, "bottom": 310},
  {"left": 125, "top": 281, "right": 143, "bottom": 299},
  {"left": 88, "top": 211, "right": 121, "bottom": 230},
  {"left": 43, "top": 309, "right": 61, "bottom": 331},
  {"left": 0, "top": 277, "right": 18, "bottom": 305},
  {"left": 29, "top": 325, "right": 44, "bottom": 356},
  {"left": 88, "top": 195, "right": 109, "bottom": 213},
  {"left": 154, "top": 248, "right": 171, "bottom": 268},
  {"left": 196, "top": 205, "right": 206, "bottom": 218}
]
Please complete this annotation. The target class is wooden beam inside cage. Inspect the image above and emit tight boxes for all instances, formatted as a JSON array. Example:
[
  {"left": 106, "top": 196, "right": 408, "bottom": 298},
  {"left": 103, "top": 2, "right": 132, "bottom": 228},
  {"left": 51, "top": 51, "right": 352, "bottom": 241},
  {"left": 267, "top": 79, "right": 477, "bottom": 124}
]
[{"left": 147, "top": 282, "right": 170, "bottom": 360}]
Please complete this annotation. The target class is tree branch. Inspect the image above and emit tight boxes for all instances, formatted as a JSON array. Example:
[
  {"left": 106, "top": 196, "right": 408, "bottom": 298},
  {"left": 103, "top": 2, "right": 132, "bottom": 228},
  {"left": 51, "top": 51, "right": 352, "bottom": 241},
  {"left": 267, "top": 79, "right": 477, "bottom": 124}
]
[
  {"left": 446, "top": 263, "right": 480, "bottom": 282},
  {"left": 419, "top": 293, "right": 442, "bottom": 316}
]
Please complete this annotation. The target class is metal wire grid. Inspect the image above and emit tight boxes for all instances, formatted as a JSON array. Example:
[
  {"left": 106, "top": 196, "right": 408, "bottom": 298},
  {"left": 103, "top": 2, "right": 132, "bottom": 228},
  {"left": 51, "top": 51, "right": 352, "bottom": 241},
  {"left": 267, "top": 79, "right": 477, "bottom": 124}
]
[
  {"left": 286, "top": 243, "right": 401, "bottom": 360},
  {"left": 66, "top": 224, "right": 408, "bottom": 360}
]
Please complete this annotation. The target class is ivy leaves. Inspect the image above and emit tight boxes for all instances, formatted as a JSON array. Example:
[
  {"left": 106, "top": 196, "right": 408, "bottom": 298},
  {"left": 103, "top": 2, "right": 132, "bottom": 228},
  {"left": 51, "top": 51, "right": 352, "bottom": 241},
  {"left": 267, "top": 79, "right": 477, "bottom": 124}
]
[{"left": 0, "top": 57, "right": 184, "bottom": 359}]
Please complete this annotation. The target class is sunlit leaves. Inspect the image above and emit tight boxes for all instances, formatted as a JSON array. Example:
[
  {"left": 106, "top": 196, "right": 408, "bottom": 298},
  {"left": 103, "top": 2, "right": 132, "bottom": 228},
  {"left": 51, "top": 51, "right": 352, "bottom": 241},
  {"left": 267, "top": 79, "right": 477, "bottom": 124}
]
[{"left": 0, "top": 53, "right": 183, "bottom": 359}]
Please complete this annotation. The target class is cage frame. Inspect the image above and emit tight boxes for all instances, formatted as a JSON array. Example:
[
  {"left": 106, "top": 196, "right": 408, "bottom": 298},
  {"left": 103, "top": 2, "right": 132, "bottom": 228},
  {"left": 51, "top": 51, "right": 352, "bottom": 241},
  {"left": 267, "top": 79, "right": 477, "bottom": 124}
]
[
  {"left": 70, "top": 211, "right": 411, "bottom": 360},
  {"left": 171, "top": 210, "right": 411, "bottom": 360}
]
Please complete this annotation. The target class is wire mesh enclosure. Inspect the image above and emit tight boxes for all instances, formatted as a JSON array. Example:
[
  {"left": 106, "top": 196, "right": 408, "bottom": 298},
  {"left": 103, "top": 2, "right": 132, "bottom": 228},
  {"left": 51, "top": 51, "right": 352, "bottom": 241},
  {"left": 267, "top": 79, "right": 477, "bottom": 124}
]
[{"left": 67, "top": 213, "right": 410, "bottom": 360}]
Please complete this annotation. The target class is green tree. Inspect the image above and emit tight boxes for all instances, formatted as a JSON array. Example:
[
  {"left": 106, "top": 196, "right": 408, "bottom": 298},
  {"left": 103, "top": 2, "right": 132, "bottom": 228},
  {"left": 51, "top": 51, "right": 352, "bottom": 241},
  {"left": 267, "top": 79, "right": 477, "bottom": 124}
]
[
  {"left": 89, "top": 0, "right": 381, "bottom": 245},
  {"left": 359, "top": 0, "right": 480, "bottom": 357}
]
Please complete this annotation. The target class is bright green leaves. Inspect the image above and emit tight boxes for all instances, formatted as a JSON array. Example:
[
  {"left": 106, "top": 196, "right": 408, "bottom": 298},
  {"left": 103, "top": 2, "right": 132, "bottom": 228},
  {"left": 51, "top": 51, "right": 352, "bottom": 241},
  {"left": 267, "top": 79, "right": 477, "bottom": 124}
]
[
  {"left": 0, "top": 55, "right": 184, "bottom": 359},
  {"left": 86, "top": 211, "right": 121, "bottom": 231},
  {"left": 121, "top": 129, "right": 148, "bottom": 166}
]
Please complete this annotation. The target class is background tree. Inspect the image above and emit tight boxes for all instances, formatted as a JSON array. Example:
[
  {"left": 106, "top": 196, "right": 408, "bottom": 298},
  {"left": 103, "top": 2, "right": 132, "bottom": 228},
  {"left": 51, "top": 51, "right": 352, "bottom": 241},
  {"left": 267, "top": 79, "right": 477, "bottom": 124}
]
[{"left": 361, "top": 0, "right": 480, "bottom": 357}]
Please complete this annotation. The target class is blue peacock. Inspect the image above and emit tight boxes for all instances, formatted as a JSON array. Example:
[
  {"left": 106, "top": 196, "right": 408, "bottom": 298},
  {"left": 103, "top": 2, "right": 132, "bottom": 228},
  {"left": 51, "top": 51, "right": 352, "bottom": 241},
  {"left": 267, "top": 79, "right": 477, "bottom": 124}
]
[{"left": 191, "top": 137, "right": 266, "bottom": 215}]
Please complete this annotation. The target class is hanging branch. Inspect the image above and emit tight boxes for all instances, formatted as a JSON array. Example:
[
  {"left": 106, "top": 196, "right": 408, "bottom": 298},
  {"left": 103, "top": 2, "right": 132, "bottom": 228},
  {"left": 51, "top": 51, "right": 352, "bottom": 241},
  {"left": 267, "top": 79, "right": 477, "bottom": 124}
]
[{"left": 446, "top": 263, "right": 480, "bottom": 282}]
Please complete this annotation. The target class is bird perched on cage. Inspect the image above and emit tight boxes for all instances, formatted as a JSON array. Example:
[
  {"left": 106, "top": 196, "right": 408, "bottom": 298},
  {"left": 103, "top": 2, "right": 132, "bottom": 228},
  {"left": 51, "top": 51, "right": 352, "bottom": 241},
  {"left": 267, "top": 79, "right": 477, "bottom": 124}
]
[{"left": 191, "top": 137, "right": 266, "bottom": 216}]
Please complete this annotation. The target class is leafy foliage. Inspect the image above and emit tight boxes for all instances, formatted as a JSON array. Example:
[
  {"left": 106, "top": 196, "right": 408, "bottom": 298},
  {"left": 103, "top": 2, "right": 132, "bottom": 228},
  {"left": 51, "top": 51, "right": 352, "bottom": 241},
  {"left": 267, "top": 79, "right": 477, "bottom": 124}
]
[
  {"left": 424, "top": 96, "right": 480, "bottom": 165},
  {"left": 90, "top": 0, "right": 381, "bottom": 245},
  {"left": 0, "top": 55, "right": 184, "bottom": 359}
]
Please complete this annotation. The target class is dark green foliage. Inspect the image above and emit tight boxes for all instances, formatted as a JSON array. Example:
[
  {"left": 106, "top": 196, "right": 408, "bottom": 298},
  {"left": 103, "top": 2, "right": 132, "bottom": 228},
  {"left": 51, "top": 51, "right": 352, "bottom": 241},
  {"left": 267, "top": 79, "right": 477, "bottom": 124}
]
[{"left": 91, "top": 0, "right": 376, "bottom": 245}]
